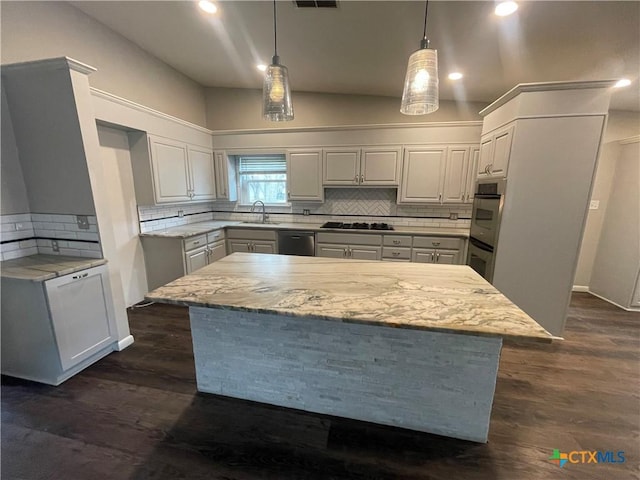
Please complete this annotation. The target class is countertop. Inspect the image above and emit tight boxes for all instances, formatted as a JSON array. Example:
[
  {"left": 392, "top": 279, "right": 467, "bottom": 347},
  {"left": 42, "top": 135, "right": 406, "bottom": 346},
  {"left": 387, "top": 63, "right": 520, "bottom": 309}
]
[
  {"left": 139, "top": 220, "right": 470, "bottom": 239},
  {"left": 1, "top": 254, "right": 107, "bottom": 282},
  {"left": 146, "top": 253, "right": 553, "bottom": 343}
]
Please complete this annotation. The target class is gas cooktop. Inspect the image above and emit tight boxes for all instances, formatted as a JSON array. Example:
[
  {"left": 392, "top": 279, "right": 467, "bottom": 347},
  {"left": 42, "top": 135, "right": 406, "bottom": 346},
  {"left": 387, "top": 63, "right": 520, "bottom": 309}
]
[{"left": 320, "top": 222, "right": 394, "bottom": 231}]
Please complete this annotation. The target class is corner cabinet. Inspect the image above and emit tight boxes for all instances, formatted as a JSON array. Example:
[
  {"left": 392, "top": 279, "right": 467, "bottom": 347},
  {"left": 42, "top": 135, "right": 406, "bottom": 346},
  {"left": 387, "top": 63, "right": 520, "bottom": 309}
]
[
  {"left": 478, "top": 124, "right": 514, "bottom": 178},
  {"left": 129, "top": 132, "right": 217, "bottom": 205},
  {"left": 287, "top": 149, "right": 324, "bottom": 202},
  {"left": 214, "top": 151, "right": 238, "bottom": 201},
  {"left": 323, "top": 147, "right": 401, "bottom": 186}
]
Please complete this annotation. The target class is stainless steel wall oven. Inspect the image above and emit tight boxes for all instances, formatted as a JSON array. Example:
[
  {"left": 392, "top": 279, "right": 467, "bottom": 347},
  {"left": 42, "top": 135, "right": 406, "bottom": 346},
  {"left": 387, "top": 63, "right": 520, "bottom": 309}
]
[{"left": 467, "top": 178, "right": 506, "bottom": 282}]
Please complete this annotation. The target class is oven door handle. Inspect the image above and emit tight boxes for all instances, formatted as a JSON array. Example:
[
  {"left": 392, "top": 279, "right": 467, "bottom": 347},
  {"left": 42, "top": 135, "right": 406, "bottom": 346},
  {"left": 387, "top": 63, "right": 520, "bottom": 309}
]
[
  {"left": 473, "top": 194, "right": 501, "bottom": 200},
  {"left": 469, "top": 237, "right": 494, "bottom": 252}
]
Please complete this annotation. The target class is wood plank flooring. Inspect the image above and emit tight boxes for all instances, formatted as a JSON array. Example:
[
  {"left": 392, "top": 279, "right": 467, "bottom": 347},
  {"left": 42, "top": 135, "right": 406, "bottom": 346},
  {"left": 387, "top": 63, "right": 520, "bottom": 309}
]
[{"left": 2, "top": 293, "right": 638, "bottom": 479}]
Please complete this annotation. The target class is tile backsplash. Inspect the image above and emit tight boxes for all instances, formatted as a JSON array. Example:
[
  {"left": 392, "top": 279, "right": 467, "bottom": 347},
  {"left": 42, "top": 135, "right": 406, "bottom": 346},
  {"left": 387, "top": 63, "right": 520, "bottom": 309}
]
[
  {"left": 0, "top": 213, "right": 102, "bottom": 261},
  {"left": 138, "top": 189, "right": 471, "bottom": 233}
]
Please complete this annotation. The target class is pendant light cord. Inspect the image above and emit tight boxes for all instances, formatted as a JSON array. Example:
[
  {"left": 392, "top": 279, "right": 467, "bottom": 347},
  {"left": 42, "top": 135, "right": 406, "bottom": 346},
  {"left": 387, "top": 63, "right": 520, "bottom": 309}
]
[
  {"left": 423, "top": 0, "right": 429, "bottom": 40},
  {"left": 273, "top": 0, "right": 278, "bottom": 57}
]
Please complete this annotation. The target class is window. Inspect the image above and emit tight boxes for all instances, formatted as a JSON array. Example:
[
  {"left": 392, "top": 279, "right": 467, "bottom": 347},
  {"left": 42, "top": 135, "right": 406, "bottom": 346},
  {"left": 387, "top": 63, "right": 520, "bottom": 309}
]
[{"left": 237, "top": 155, "right": 287, "bottom": 205}]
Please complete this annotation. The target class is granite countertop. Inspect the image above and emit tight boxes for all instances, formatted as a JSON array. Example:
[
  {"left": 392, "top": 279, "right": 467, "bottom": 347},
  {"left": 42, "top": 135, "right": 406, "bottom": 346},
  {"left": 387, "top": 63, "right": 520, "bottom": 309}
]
[
  {"left": 1, "top": 254, "right": 107, "bottom": 282},
  {"left": 146, "top": 253, "right": 554, "bottom": 343},
  {"left": 140, "top": 220, "right": 470, "bottom": 239}
]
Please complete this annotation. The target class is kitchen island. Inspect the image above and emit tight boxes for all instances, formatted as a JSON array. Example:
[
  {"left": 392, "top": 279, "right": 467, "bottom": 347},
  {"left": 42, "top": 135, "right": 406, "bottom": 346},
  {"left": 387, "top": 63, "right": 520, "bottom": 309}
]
[{"left": 146, "top": 253, "right": 552, "bottom": 442}]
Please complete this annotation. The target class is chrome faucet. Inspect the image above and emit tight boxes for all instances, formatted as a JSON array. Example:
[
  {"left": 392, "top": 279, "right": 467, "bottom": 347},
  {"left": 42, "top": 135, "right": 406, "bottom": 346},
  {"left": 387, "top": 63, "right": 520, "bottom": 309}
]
[{"left": 250, "top": 200, "right": 269, "bottom": 223}]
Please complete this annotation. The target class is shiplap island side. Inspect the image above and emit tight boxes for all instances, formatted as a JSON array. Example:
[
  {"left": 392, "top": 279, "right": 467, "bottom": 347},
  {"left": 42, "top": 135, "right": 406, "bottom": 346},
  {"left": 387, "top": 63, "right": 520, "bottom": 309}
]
[{"left": 146, "top": 253, "right": 553, "bottom": 442}]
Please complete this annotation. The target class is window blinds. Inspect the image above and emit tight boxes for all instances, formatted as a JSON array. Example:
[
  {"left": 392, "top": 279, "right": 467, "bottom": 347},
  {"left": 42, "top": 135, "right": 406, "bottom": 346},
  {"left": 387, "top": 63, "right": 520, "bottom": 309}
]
[{"left": 238, "top": 155, "right": 286, "bottom": 174}]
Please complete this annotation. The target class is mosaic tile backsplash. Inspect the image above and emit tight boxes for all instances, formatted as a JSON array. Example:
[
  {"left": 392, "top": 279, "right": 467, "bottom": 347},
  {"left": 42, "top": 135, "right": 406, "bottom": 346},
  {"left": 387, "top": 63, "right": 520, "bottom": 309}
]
[{"left": 138, "top": 189, "right": 472, "bottom": 233}]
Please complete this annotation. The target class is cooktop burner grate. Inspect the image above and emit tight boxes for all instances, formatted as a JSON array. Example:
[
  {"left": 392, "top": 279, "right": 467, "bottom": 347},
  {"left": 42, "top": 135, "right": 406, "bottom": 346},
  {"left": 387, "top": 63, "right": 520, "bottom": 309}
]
[{"left": 320, "top": 222, "right": 394, "bottom": 231}]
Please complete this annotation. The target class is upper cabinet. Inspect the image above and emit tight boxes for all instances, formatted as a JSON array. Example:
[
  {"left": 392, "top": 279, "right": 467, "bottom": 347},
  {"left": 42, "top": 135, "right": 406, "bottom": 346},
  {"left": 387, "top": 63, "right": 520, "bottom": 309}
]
[
  {"left": 130, "top": 132, "right": 217, "bottom": 205},
  {"left": 323, "top": 146, "right": 401, "bottom": 187},
  {"left": 287, "top": 149, "right": 323, "bottom": 202},
  {"left": 214, "top": 151, "right": 238, "bottom": 201},
  {"left": 477, "top": 124, "right": 514, "bottom": 178}
]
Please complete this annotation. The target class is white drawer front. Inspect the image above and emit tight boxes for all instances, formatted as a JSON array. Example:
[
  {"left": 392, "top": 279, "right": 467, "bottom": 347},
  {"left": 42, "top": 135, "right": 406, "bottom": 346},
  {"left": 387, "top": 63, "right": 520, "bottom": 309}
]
[
  {"left": 316, "top": 232, "right": 382, "bottom": 246},
  {"left": 184, "top": 234, "right": 207, "bottom": 252},
  {"left": 383, "top": 235, "right": 412, "bottom": 247},
  {"left": 382, "top": 247, "right": 411, "bottom": 259},
  {"left": 412, "top": 236, "right": 463, "bottom": 250}
]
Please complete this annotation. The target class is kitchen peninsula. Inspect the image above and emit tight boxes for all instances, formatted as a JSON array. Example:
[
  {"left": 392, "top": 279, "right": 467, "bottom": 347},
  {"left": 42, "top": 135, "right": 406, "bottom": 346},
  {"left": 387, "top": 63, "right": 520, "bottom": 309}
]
[{"left": 146, "top": 253, "right": 553, "bottom": 442}]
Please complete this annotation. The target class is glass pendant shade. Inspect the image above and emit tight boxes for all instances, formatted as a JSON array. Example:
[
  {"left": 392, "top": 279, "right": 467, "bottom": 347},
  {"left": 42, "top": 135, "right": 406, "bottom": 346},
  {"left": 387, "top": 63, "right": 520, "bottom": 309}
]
[
  {"left": 400, "top": 43, "right": 439, "bottom": 115},
  {"left": 263, "top": 56, "right": 294, "bottom": 121}
]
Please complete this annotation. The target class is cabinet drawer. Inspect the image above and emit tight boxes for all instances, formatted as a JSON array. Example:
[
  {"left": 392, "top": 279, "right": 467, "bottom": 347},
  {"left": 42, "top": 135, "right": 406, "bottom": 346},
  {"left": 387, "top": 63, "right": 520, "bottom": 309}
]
[
  {"left": 412, "top": 236, "right": 463, "bottom": 250},
  {"left": 207, "top": 229, "right": 225, "bottom": 243},
  {"left": 184, "top": 234, "right": 207, "bottom": 252},
  {"left": 226, "top": 228, "right": 277, "bottom": 241},
  {"left": 383, "top": 235, "right": 412, "bottom": 247},
  {"left": 316, "top": 232, "right": 382, "bottom": 246},
  {"left": 382, "top": 247, "right": 411, "bottom": 260}
]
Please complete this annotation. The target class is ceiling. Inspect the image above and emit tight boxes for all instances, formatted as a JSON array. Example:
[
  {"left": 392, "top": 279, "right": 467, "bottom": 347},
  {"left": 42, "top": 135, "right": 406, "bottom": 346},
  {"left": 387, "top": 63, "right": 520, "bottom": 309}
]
[{"left": 71, "top": 1, "right": 640, "bottom": 111}]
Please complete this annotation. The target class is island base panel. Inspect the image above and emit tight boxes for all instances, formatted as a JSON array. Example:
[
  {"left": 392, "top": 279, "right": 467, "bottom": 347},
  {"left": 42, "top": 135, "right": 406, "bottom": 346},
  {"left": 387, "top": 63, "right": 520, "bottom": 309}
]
[{"left": 189, "top": 306, "right": 502, "bottom": 443}]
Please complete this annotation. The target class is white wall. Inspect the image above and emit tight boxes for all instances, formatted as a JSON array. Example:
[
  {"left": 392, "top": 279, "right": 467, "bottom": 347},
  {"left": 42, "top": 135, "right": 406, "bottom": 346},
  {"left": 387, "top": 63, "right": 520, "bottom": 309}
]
[
  {"left": 0, "top": 0, "right": 207, "bottom": 126},
  {"left": 205, "top": 87, "right": 487, "bottom": 130},
  {"left": 574, "top": 111, "right": 640, "bottom": 288}
]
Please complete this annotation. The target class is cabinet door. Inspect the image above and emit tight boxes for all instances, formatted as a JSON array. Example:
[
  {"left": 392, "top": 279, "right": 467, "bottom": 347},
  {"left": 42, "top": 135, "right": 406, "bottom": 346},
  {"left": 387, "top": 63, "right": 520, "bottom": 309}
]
[
  {"left": 253, "top": 241, "right": 277, "bottom": 254},
  {"left": 288, "top": 150, "right": 324, "bottom": 201},
  {"left": 228, "top": 240, "right": 251, "bottom": 253},
  {"left": 150, "top": 136, "right": 191, "bottom": 203},
  {"left": 214, "top": 151, "right": 237, "bottom": 201},
  {"left": 490, "top": 126, "right": 514, "bottom": 177},
  {"left": 317, "top": 244, "right": 348, "bottom": 258},
  {"left": 45, "top": 265, "right": 116, "bottom": 371},
  {"left": 185, "top": 246, "right": 209, "bottom": 273},
  {"left": 188, "top": 146, "right": 216, "bottom": 201},
  {"left": 411, "top": 248, "right": 436, "bottom": 263},
  {"left": 435, "top": 249, "right": 461, "bottom": 264},
  {"left": 398, "top": 147, "right": 446, "bottom": 204},
  {"left": 478, "top": 136, "right": 493, "bottom": 177},
  {"left": 350, "top": 246, "right": 382, "bottom": 261},
  {"left": 442, "top": 147, "right": 469, "bottom": 204},
  {"left": 323, "top": 149, "right": 360, "bottom": 186},
  {"left": 360, "top": 148, "right": 401, "bottom": 185},
  {"left": 465, "top": 146, "right": 480, "bottom": 203},
  {"left": 207, "top": 240, "right": 227, "bottom": 263}
]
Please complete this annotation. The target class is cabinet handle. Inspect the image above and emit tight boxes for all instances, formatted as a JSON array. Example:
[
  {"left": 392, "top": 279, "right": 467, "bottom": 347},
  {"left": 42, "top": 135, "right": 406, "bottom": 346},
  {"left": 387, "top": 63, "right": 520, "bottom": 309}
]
[
  {"left": 343, "top": 248, "right": 347, "bottom": 258},
  {"left": 72, "top": 272, "right": 89, "bottom": 280},
  {"left": 287, "top": 191, "right": 291, "bottom": 199},
  {"left": 431, "top": 253, "right": 435, "bottom": 262},
  {"left": 193, "top": 241, "right": 200, "bottom": 245},
  {"left": 436, "top": 253, "right": 440, "bottom": 262},
  {"left": 349, "top": 248, "right": 353, "bottom": 257},
  {"left": 439, "top": 193, "right": 442, "bottom": 203},
  {"left": 360, "top": 174, "right": 364, "bottom": 183},
  {"left": 392, "top": 252, "right": 400, "bottom": 257},
  {"left": 393, "top": 240, "right": 400, "bottom": 245},
  {"left": 432, "top": 242, "right": 440, "bottom": 247},
  {"left": 354, "top": 175, "right": 359, "bottom": 184}
]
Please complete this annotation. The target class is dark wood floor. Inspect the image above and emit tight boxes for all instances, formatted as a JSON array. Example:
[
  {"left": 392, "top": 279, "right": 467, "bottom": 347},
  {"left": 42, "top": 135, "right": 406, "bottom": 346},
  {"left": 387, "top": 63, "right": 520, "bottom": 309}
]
[{"left": 2, "top": 293, "right": 638, "bottom": 479}]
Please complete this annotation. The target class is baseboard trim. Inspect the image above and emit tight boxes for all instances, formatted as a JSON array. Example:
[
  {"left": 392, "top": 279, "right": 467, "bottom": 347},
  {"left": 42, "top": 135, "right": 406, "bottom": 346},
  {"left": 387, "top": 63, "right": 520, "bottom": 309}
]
[
  {"left": 587, "top": 291, "right": 640, "bottom": 312},
  {"left": 572, "top": 285, "right": 589, "bottom": 292},
  {"left": 116, "top": 335, "right": 135, "bottom": 351}
]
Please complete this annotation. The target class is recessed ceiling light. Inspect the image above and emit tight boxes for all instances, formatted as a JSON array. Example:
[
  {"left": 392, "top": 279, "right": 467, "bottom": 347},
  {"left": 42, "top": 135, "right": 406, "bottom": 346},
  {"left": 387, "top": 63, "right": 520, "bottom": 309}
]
[
  {"left": 257, "top": 64, "right": 267, "bottom": 72},
  {"left": 495, "top": 1, "right": 518, "bottom": 16},
  {"left": 198, "top": 0, "right": 218, "bottom": 14},
  {"left": 614, "top": 78, "right": 631, "bottom": 88},
  {"left": 448, "top": 72, "right": 463, "bottom": 80}
]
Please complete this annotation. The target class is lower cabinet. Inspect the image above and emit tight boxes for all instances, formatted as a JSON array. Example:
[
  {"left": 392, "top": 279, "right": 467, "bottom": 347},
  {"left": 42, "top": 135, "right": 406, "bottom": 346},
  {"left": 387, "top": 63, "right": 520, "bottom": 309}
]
[
  {"left": 1, "top": 265, "right": 118, "bottom": 385},
  {"left": 226, "top": 228, "right": 277, "bottom": 254},
  {"left": 412, "top": 236, "right": 463, "bottom": 264},
  {"left": 141, "top": 229, "right": 227, "bottom": 290},
  {"left": 316, "top": 233, "right": 382, "bottom": 260}
]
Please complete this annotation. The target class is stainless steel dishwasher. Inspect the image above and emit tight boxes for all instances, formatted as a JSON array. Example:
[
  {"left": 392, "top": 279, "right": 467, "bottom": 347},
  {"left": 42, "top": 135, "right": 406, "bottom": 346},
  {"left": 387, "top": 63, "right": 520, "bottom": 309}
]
[{"left": 278, "top": 231, "right": 315, "bottom": 256}]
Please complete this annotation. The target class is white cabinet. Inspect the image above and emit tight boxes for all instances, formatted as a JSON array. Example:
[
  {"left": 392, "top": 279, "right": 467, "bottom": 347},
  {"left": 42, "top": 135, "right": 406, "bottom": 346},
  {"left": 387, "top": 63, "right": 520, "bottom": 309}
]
[
  {"left": 184, "top": 231, "right": 227, "bottom": 274},
  {"left": 214, "top": 151, "right": 238, "bottom": 201},
  {"left": 1, "top": 265, "right": 117, "bottom": 385},
  {"left": 442, "top": 146, "right": 470, "bottom": 204},
  {"left": 287, "top": 149, "right": 323, "bottom": 201},
  {"left": 323, "top": 147, "right": 401, "bottom": 186},
  {"left": 398, "top": 147, "right": 446, "bottom": 203},
  {"left": 129, "top": 132, "right": 217, "bottom": 205},
  {"left": 226, "top": 228, "right": 277, "bottom": 254},
  {"left": 412, "top": 236, "right": 464, "bottom": 265},
  {"left": 464, "top": 146, "right": 480, "bottom": 203},
  {"left": 316, "top": 232, "right": 382, "bottom": 260},
  {"left": 478, "top": 125, "right": 514, "bottom": 178}
]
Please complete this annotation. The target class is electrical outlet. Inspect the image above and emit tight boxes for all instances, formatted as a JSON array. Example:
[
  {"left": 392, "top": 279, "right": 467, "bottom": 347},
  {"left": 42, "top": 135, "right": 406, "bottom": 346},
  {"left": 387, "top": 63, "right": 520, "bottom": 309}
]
[
  {"left": 76, "top": 215, "right": 90, "bottom": 230},
  {"left": 589, "top": 200, "right": 600, "bottom": 210},
  {"left": 178, "top": 210, "right": 184, "bottom": 217},
  {"left": 449, "top": 213, "right": 458, "bottom": 220},
  {"left": 15, "top": 223, "right": 24, "bottom": 230},
  {"left": 52, "top": 240, "right": 59, "bottom": 252},
  {"left": 303, "top": 209, "right": 310, "bottom": 216}
]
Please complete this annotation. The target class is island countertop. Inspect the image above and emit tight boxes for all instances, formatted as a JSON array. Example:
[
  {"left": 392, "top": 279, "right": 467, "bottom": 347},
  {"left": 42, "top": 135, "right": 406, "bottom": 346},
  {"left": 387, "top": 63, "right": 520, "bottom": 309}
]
[{"left": 147, "top": 253, "right": 553, "bottom": 342}]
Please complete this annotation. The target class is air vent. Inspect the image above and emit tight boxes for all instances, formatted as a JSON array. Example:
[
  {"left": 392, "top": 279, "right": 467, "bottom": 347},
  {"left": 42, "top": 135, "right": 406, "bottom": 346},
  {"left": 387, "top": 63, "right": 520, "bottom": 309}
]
[{"left": 295, "top": 0, "right": 337, "bottom": 8}]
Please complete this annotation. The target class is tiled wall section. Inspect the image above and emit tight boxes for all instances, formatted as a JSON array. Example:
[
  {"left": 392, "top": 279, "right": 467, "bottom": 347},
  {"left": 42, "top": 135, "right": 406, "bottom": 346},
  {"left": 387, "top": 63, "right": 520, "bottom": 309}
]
[
  {"left": 0, "top": 213, "right": 102, "bottom": 261},
  {"left": 137, "top": 190, "right": 472, "bottom": 233},
  {"left": 138, "top": 203, "right": 215, "bottom": 233}
]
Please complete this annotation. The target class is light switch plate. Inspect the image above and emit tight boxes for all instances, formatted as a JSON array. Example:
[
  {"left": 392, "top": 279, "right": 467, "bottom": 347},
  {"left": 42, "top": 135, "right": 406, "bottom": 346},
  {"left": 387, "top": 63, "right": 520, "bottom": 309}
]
[
  {"left": 589, "top": 200, "right": 600, "bottom": 210},
  {"left": 76, "top": 215, "right": 90, "bottom": 229}
]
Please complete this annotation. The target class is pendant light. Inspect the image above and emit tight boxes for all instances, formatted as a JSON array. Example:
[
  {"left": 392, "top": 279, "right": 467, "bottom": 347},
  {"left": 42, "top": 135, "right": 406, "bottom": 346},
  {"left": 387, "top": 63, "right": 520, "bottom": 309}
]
[
  {"left": 400, "top": 0, "right": 439, "bottom": 115},
  {"left": 263, "top": 0, "right": 294, "bottom": 121}
]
